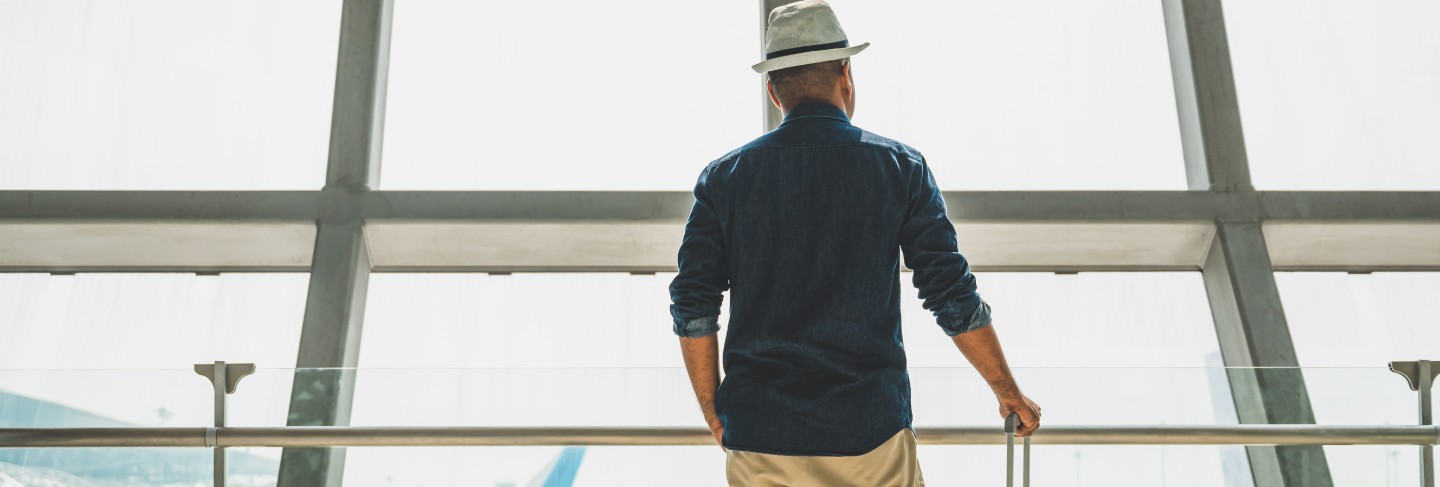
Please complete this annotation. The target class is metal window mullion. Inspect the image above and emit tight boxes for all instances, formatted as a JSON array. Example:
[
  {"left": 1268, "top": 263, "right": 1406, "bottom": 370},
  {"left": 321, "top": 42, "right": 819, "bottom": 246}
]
[
  {"left": 278, "top": 0, "right": 393, "bottom": 485},
  {"left": 1203, "top": 222, "right": 1333, "bottom": 486},
  {"left": 1163, "top": 0, "right": 1328, "bottom": 482},
  {"left": 323, "top": 0, "right": 393, "bottom": 191},
  {"left": 1162, "top": 0, "right": 1253, "bottom": 192}
]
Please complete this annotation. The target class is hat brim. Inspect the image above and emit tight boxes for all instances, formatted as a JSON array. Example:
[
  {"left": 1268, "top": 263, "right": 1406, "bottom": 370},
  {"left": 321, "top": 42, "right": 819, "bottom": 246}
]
[{"left": 751, "top": 42, "right": 869, "bottom": 74}]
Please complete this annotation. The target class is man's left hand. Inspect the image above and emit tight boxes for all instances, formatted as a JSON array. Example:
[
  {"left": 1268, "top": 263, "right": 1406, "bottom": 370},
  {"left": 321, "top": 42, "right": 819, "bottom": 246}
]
[{"left": 708, "top": 420, "right": 726, "bottom": 452}]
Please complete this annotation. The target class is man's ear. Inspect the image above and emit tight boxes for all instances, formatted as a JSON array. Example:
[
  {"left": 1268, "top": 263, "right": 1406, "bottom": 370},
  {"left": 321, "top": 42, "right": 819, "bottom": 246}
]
[{"left": 766, "top": 78, "right": 783, "bottom": 110}]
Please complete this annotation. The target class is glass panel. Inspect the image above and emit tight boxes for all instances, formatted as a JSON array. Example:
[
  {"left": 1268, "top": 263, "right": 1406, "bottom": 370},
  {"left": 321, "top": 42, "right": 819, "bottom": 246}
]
[
  {"left": 903, "top": 272, "right": 1220, "bottom": 367},
  {"left": 835, "top": 0, "right": 1186, "bottom": 189},
  {"left": 1321, "top": 446, "right": 1430, "bottom": 487},
  {"left": 360, "top": 273, "right": 686, "bottom": 368},
  {"left": 355, "top": 272, "right": 1232, "bottom": 483},
  {"left": 360, "top": 272, "right": 1219, "bottom": 368},
  {"left": 0, "top": 0, "right": 339, "bottom": 189},
  {"left": 227, "top": 448, "right": 282, "bottom": 487},
  {"left": 1225, "top": 0, "right": 1440, "bottom": 190},
  {"left": 1302, "top": 368, "right": 1429, "bottom": 487},
  {"left": 4, "top": 367, "right": 1421, "bottom": 485},
  {"left": 342, "top": 446, "right": 721, "bottom": 487},
  {"left": 0, "top": 368, "right": 294, "bottom": 428},
  {"left": 0, "top": 447, "right": 217, "bottom": 485},
  {"left": 0, "top": 273, "right": 303, "bottom": 483},
  {"left": 380, "top": 1, "right": 757, "bottom": 190},
  {"left": 0, "top": 369, "right": 294, "bottom": 485},
  {"left": 344, "top": 367, "right": 1250, "bottom": 485},
  {"left": 914, "top": 367, "right": 1244, "bottom": 486},
  {"left": 0, "top": 273, "right": 310, "bottom": 369},
  {"left": 1276, "top": 272, "right": 1440, "bottom": 485},
  {"left": 1276, "top": 272, "right": 1440, "bottom": 368},
  {"left": 343, "top": 445, "right": 1245, "bottom": 486}
]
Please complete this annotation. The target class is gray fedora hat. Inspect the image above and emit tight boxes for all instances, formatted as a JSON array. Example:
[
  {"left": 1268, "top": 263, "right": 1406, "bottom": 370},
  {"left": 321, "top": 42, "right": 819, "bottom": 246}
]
[{"left": 752, "top": 0, "right": 869, "bottom": 74}]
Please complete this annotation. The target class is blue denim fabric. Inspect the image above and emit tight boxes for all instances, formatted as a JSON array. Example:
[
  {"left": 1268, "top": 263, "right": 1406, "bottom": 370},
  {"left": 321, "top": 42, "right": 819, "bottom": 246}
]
[{"left": 668, "top": 101, "right": 991, "bottom": 456}]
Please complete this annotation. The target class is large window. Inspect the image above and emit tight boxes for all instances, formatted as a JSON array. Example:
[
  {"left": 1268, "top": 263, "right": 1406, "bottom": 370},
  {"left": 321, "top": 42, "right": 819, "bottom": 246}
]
[
  {"left": 348, "top": 272, "right": 1238, "bottom": 484},
  {"left": 1277, "top": 272, "right": 1440, "bottom": 368},
  {"left": 1226, "top": 0, "right": 1440, "bottom": 190},
  {"left": 1276, "top": 272, "right": 1440, "bottom": 486},
  {"left": 0, "top": 273, "right": 309, "bottom": 370},
  {"left": 902, "top": 272, "right": 1220, "bottom": 367},
  {"left": 0, "top": 273, "right": 308, "bottom": 484},
  {"left": 833, "top": 0, "right": 1187, "bottom": 190},
  {"left": 0, "top": 273, "right": 308, "bottom": 425},
  {"left": 379, "top": 0, "right": 1188, "bottom": 191},
  {"left": 379, "top": 1, "right": 757, "bottom": 190},
  {"left": 0, "top": 0, "right": 339, "bottom": 189}
]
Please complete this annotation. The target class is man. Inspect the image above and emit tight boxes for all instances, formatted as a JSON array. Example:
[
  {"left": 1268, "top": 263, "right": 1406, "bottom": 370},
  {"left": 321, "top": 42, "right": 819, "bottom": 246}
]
[{"left": 669, "top": 1, "right": 1041, "bottom": 485}]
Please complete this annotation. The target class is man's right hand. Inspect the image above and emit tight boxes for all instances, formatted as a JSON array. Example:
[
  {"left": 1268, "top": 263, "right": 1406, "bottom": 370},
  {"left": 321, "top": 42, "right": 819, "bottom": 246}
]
[
  {"left": 949, "top": 324, "right": 1041, "bottom": 437},
  {"left": 998, "top": 393, "right": 1041, "bottom": 437}
]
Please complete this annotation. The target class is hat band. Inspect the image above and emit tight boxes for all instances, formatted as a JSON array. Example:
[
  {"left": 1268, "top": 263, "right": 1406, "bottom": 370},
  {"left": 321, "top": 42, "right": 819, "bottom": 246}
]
[{"left": 764, "top": 39, "right": 849, "bottom": 60}]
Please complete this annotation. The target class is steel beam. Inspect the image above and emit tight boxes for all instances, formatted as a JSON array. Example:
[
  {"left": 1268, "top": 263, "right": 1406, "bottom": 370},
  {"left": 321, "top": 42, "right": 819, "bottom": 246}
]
[
  {"left": 322, "top": 0, "right": 393, "bottom": 191},
  {"left": 361, "top": 220, "right": 1217, "bottom": 273},
  {"left": 1165, "top": 0, "right": 1332, "bottom": 482},
  {"left": 4, "top": 190, "right": 1437, "bottom": 222},
  {"left": 1204, "top": 222, "right": 1332, "bottom": 486},
  {"left": 278, "top": 0, "right": 393, "bottom": 485},
  {"left": 279, "top": 218, "right": 372, "bottom": 485},
  {"left": 0, "top": 222, "right": 315, "bottom": 272},
  {"left": 2, "top": 191, "right": 1439, "bottom": 273},
  {"left": 1163, "top": 0, "right": 1252, "bottom": 192},
  {"left": 0, "top": 191, "right": 323, "bottom": 220}
]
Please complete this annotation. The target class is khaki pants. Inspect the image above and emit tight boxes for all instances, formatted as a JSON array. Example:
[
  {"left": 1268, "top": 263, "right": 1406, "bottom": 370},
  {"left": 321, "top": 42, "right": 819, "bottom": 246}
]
[{"left": 725, "top": 429, "right": 925, "bottom": 487}]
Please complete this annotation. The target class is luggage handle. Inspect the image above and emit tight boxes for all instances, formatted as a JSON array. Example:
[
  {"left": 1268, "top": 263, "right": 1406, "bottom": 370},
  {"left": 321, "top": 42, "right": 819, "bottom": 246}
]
[{"left": 1005, "top": 412, "right": 1031, "bottom": 487}]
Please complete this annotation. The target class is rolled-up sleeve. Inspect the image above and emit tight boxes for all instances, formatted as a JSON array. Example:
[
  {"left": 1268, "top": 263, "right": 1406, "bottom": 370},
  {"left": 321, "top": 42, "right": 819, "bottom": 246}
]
[
  {"left": 668, "top": 167, "right": 730, "bottom": 338},
  {"left": 898, "top": 155, "right": 992, "bottom": 336}
]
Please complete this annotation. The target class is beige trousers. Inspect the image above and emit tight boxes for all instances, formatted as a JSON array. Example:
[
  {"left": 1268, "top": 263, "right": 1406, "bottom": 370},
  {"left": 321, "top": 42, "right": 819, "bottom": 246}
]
[{"left": 725, "top": 429, "right": 925, "bottom": 487}]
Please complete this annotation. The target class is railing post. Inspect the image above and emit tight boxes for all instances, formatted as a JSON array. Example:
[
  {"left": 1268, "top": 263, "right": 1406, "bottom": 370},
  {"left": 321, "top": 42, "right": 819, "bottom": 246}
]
[
  {"left": 195, "top": 361, "right": 255, "bottom": 487},
  {"left": 1389, "top": 359, "right": 1437, "bottom": 487},
  {"left": 1004, "top": 413, "right": 1031, "bottom": 487}
]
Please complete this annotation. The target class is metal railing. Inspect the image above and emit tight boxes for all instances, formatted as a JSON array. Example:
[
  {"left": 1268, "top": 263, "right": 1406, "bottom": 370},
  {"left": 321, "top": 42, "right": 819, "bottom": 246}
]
[
  {"left": 0, "top": 360, "right": 1432, "bottom": 486},
  {"left": 2, "top": 424, "right": 1436, "bottom": 448}
]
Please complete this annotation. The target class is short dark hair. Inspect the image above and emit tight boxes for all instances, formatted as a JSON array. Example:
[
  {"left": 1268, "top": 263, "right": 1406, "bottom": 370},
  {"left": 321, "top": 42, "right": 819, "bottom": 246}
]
[{"left": 768, "top": 59, "right": 846, "bottom": 107}]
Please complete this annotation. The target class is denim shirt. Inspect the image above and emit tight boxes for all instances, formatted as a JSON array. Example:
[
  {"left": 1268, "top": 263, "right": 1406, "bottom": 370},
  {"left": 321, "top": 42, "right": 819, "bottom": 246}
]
[{"left": 668, "top": 101, "right": 991, "bottom": 456}]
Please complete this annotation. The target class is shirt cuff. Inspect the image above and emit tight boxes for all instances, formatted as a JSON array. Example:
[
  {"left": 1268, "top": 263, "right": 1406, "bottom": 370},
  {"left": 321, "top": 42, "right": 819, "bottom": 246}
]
[
  {"left": 673, "top": 314, "right": 720, "bottom": 338},
  {"left": 938, "top": 298, "right": 992, "bottom": 336}
]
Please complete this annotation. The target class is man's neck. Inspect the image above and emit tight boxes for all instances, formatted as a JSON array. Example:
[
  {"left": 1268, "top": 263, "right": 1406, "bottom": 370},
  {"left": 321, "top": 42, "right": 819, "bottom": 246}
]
[{"left": 782, "top": 98, "right": 847, "bottom": 118}]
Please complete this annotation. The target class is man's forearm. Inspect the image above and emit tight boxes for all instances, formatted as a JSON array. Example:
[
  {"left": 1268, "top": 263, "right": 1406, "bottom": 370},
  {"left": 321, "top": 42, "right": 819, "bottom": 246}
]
[
  {"left": 950, "top": 324, "right": 1021, "bottom": 397},
  {"left": 952, "top": 323, "right": 1042, "bottom": 436},
  {"left": 679, "top": 334, "right": 722, "bottom": 429}
]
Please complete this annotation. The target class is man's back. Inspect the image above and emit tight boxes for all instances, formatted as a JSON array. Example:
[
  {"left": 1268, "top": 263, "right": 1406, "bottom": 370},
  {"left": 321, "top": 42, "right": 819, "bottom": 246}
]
[
  {"left": 674, "top": 4, "right": 1037, "bottom": 484},
  {"left": 670, "top": 101, "right": 988, "bottom": 455}
]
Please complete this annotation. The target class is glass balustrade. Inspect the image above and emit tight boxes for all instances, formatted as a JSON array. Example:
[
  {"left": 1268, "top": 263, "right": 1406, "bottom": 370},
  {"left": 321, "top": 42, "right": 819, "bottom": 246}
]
[{"left": 0, "top": 365, "right": 1431, "bottom": 486}]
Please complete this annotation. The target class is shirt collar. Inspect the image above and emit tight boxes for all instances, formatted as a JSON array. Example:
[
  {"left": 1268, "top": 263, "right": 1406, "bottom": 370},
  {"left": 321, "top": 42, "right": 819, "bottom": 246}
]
[{"left": 779, "top": 101, "right": 851, "bottom": 127}]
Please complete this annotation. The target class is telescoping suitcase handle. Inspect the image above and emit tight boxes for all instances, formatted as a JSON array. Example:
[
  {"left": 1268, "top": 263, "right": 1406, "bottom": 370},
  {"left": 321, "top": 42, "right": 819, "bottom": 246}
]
[{"left": 1005, "top": 413, "right": 1031, "bottom": 487}]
